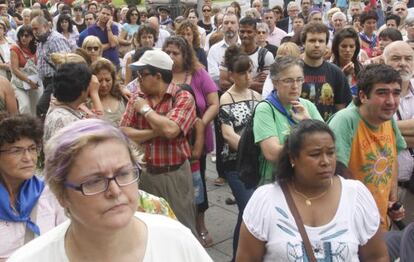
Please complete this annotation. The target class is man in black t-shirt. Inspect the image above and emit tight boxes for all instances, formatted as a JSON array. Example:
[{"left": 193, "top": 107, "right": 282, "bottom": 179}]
[{"left": 301, "top": 23, "right": 352, "bottom": 120}]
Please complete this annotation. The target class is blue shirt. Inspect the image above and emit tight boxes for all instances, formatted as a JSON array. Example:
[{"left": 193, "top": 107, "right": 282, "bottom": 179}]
[{"left": 78, "top": 23, "right": 120, "bottom": 66}]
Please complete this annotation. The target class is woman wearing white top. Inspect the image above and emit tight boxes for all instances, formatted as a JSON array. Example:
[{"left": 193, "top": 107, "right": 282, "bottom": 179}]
[
  {"left": 0, "top": 115, "right": 66, "bottom": 261},
  {"left": 8, "top": 119, "right": 213, "bottom": 262},
  {"left": 237, "top": 120, "right": 388, "bottom": 262}
]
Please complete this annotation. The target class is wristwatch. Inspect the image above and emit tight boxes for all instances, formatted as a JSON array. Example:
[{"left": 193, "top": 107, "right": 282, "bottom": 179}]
[{"left": 140, "top": 104, "right": 153, "bottom": 116}]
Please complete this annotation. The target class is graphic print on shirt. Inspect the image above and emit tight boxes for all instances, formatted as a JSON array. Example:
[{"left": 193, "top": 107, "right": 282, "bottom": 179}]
[
  {"left": 302, "top": 75, "right": 335, "bottom": 121},
  {"left": 274, "top": 206, "right": 349, "bottom": 262},
  {"left": 360, "top": 144, "right": 394, "bottom": 187}
]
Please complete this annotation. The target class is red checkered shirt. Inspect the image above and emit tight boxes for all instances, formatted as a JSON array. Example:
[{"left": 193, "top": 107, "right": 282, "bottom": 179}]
[{"left": 120, "top": 83, "right": 196, "bottom": 167}]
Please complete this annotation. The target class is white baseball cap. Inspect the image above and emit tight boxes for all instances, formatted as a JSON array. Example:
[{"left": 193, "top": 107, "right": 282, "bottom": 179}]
[{"left": 130, "top": 49, "right": 174, "bottom": 71}]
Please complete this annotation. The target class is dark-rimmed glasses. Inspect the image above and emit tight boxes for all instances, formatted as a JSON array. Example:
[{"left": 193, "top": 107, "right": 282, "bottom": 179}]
[{"left": 64, "top": 166, "right": 140, "bottom": 196}]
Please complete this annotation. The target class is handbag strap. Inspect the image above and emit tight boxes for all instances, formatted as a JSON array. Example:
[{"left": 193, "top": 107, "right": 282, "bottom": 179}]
[{"left": 280, "top": 181, "right": 317, "bottom": 262}]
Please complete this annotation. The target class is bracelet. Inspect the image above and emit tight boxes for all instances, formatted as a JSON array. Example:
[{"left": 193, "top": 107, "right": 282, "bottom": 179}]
[{"left": 144, "top": 108, "right": 153, "bottom": 118}]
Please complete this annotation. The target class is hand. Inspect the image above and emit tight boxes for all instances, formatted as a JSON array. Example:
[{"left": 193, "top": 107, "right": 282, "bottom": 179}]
[
  {"left": 134, "top": 96, "right": 149, "bottom": 113},
  {"left": 88, "top": 75, "right": 100, "bottom": 96},
  {"left": 121, "top": 87, "right": 132, "bottom": 100},
  {"left": 388, "top": 201, "right": 405, "bottom": 222},
  {"left": 253, "top": 72, "right": 267, "bottom": 82},
  {"left": 28, "top": 80, "right": 38, "bottom": 89},
  {"left": 342, "top": 62, "right": 354, "bottom": 76},
  {"left": 106, "top": 17, "right": 113, "bottom": 29},
  {"left": 290, "top": 100, "right": 310, "bottom": 122}
]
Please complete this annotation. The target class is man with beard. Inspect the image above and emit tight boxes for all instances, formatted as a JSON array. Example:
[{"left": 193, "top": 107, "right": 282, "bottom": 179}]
[
  {"left": 207, "top": 13, "right": 239, "bottom": 88},
  {"left": 298, "top": 0, "right": 312, "bottom": 22},
  {"left": 30, "top": 15, "right": 71, "bottom": 118},
  {"left": 384, "top": 41, "right": 414, "bottom": 224},
  {"left": 78, "top": 4, "right": 120, "bottom": 68},
  {"left": 300, "top": 22, "right": 352, "bottom": 121},
  {"left": 329, "top": 64, "right": 406, "bottom": 231},
  {"left": 220, "top": 17, "right": 273, "bottom": 93}
]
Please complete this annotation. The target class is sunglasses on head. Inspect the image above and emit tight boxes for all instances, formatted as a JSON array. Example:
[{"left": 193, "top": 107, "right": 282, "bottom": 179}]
[{"left": 86, "top": 46, "right": 100, "bottom": 51}]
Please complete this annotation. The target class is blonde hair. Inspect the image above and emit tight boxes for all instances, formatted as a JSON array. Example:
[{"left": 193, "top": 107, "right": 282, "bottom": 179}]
[
  {"left": 51, "top": 53, "right": 87, "bottom": 65},
  {"left": 276, "top": 42, "right": 301, "bottom": 58},
  {"left": 82, "top": 36, "right": 103, "bottom": 56}
]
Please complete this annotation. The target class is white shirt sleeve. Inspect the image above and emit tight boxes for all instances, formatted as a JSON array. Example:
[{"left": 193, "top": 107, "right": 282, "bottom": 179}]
[{"left": 262, "top": 75, "right": 274, "bottom": 99}]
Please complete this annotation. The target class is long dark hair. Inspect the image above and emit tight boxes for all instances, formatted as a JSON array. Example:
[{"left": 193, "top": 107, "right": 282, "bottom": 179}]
[
  {"left": 275, "top": 120, "right": 336, "bottom": 182},
  {"left": 17, "top": 25, "right": 36, "bottom": 54},
  {"left": 331, "top": 27, "right": 362, "bottom": 76},
  {"left": 162, "top": 36, "right": 202, "bottom": 74},
  {"left": 56, "top": 13, "right": 73, "bottom": 33}
]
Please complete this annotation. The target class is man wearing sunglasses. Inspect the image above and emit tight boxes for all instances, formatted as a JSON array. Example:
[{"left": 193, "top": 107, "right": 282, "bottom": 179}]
[{"left": 120, "top": 49, "right": 198, "bottom": 237}]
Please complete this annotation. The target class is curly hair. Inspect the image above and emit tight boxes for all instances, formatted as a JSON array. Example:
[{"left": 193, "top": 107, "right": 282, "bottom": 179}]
[
  {"left": 176, "top": 20, "right": 201, "bottom": 48},
  {"left": 162, "top": 36, "right": 202, "bottom": 74},
  {"left": 0, "top": 114, "right": 43, "bottom": 148},
  {"left": 90, "top": 58, "right": 123, "bottom": 100}
]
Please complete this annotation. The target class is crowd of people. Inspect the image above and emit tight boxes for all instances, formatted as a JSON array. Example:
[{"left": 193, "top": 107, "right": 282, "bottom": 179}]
[{"left": 0, "top": 0, "right": 414, "bottom": 261}]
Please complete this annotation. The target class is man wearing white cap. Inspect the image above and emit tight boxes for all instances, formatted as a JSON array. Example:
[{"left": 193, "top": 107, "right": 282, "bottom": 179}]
[{"left": 120, "top": 49, "right": 198, "bottom": 237}]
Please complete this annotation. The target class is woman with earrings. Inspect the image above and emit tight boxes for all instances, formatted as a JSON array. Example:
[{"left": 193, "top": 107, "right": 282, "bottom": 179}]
[{"left": 237, "top": 120, "right": 388, "bottom": 261}]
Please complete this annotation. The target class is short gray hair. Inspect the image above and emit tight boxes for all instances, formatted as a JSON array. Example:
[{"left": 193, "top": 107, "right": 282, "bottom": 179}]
[
  {"left": 257, "top": 22, "right": 270, "bottom": 33},
  {"left": 270, "top": 56, "right": 304, "bottom": 80},
  {"left": 287, "top": 2, "right": 299, "bottom": 11},
  {"left": 406, "top": 17, "right": 414, "bottom": 27}
]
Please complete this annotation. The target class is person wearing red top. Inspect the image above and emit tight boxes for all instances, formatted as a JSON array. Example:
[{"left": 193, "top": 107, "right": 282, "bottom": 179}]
[
  {"left": 10, "top": 25, "right": 40, "bottom": 115},
  {"left": 120, "top": 49, "right": 198, "bottom": 238}
]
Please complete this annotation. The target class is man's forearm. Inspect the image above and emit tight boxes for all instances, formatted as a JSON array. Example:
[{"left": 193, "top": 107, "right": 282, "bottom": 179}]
[
  {"left": 397, "top": 119, "right": 414, "bottom": 136},
  {"left": 120, "top": 127, "right": 158, "bottom": 144},
  {"left": 145, "top": 111, "right": 180, "bottom": 139},
  {"left": 249, "top": 81, "right": 263, "bottom": 93},
  {"left": 107, "top": 29, "right": 118, "bottom": 47}
]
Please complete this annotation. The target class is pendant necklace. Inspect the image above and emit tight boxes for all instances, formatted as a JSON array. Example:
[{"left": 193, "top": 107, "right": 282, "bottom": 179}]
[{"left": 292, "top": 177, "right": 333, "bottom": 206}]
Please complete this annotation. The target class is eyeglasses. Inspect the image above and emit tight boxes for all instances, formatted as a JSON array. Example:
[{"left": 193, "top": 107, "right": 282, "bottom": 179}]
[
  {"left": 276, "top": 77, "right": 304, "bottom": 85},
  {"left": 64, "top": 166, "right": 140, "bottom": 196},
  {"left": 86, "top": 46, "right": 100, "bottom": 51},
  {"left": 131, "top": 13, "right": 139, "bottom": 16},
  {"left": 137, "top": 71, "right": 152, "bottom": 81},
  {"left": 202, "top": 9, "right": 211, "bottom": 12},
  {"left": 0, "top": 145, "right": 39, "bottom": 157}
]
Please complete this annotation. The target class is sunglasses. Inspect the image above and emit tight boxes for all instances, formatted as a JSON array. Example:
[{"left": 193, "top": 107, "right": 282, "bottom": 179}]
[
  {"left": 203, "top": 9, "right": 211, "bottom": 12},
  {"left": 131, "top": 13, "right": 139, "bottom": 16},
  {"left": 257, "top": 31, "right": 267, "bottom": 34},
  {"left": 86, "top": 46, "right": 100, "bottom": 51},
  {"left": 21, "top": 33, "right": 31, "bottom": 38}
]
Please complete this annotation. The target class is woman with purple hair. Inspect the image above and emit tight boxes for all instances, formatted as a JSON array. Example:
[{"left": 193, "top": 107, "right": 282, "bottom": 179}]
[{"left": 8, "top": 119, "right": 213, "bottom": 262}]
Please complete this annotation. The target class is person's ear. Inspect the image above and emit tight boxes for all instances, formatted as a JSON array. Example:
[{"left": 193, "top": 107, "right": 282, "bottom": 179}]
[{"left": 359, "top": 90, "right": 368, "bottom": 104}]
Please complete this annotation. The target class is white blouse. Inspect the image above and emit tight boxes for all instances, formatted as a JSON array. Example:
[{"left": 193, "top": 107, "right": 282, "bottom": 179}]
[{"left": 243, "top": 176, "right": 380, "bottom": 262}]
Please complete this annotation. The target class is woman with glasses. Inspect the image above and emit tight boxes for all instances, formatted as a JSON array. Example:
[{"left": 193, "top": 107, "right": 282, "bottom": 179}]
[
  {"left": 198, "top": 4, "right": 213, "bottom": 35},
  {"left": 56, "top": 14, "right": 79, "bottom": 51},
  {"left": 0, "top": 114, "right": 66, "bottom": 261},
  {"left": 81, "top": 35, "right": 103, "bottom": 64},
  {"left": 256, "top": 23, "right": 277, "bottom": 58},
  {"left": 8, "top": 119, "right": 213, "bottom": 262},
  {"left": 10, "top": 25, "right": 40, "bottom": 115},
  {"left": 119, "top": 7, "right": 140, "bottom": 57},
  {"left": 254, "top": 56, "right": 323, "bottom": 185}
]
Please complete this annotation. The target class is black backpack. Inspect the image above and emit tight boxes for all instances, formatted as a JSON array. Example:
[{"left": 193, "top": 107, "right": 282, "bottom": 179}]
[
  {"left": 237, "top": 100, "right": 275, "bottom": 189},
  {"left": 257, "top": 47, "right": 269, "bottom": 73}
]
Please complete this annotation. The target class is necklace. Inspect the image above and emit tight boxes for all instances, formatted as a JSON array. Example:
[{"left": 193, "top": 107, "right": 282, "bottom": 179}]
[{"left": 292, "top": 177, "right": 333, "bottom": 206}]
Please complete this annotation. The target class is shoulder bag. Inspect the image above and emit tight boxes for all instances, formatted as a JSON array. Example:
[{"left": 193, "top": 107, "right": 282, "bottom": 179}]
[{"left": 280, "top": 181, "right": 317, "bottom": 262}]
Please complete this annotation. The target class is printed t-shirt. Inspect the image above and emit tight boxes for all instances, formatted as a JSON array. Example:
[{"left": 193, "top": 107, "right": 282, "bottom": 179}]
[
  {"left": 301, "top": 61, "right": 352, "bottom": 121},
  {"left": 253, "top": 98, "right": 323, "bottom": 184},
  {"left": 328, "top": 106, "right": 406, "bottom": 229}
]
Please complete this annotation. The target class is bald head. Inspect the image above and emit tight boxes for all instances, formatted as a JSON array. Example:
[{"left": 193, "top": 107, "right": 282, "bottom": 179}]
[{"left": 384, "top": 41, "right": 414, "bottom": 81}]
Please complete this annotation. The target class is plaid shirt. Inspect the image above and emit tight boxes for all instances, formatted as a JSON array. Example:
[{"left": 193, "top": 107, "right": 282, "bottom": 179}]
[
  {"left": 120, "top": 83, "right": 196, "bottom": 167},
  {"left": 37, "top": 31, "right": 71, "bottom": 79}
]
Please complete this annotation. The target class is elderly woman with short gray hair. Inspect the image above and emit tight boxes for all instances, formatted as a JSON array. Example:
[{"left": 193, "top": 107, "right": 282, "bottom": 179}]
[{"left": 253, "top": 56, "right": 323, "bottom": 185}]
